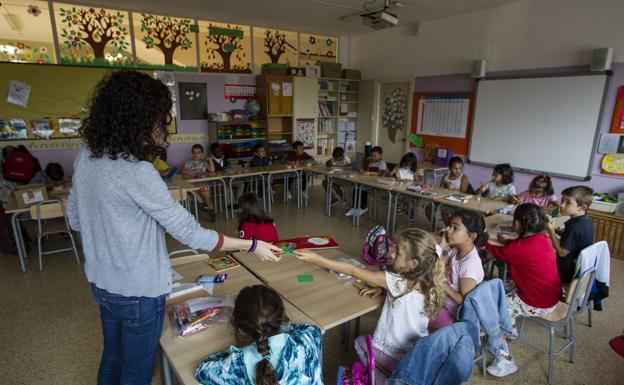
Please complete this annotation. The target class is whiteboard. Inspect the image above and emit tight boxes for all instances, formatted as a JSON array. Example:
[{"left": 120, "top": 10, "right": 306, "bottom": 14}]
[{"left": 468, "top": 74, "right": 608, "bottom": 180}]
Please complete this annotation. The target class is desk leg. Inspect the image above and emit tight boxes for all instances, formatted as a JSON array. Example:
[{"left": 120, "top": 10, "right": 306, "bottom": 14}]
[
  {"left": 161, "top": 350, "right": 174, "bottom": 385},
  {"left": 342, "top": 321, "right": 351, "bottom": 351},
  {"left": 430, "top": 202, "right": 438, "bottom": 231},
  {"left": 220, "top": 179, "right": 229, "bottom": 221},
  {"left": 386, "top": 191, "right": 394, "bottom": 236},
  {"left": 297, "top": 171, "right": 302, "bottom": 208},
  {"left": 354, "top": 184, "right": 362, "bottom": 227},
  {"left": 229, "top": 178, "right": 236, "bottom": 220},
  {"left": 11, "top": 212, "right": 26, "bottom": 272},
  {"left": 326, "top": 176, "right": 332, "bottom": 217},
  {"left": 267, "top": 174, "right": 273, "bottom": 213},
  {"left": 260, "top": 175, "right": 267, "bottom": 211}
]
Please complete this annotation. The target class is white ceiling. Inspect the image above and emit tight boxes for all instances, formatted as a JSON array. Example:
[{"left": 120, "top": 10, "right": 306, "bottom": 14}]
[{"left": 64, "top": 0, "right": 525, "bottom": 36}]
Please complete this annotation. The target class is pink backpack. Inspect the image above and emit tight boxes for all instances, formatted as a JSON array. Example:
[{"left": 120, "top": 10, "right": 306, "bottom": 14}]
[
  {"left": 337, "top": 335, "right": 376, "bottom": 385},
  {"left": 361, "top": 226, "right": 391, "bottom": 266}
]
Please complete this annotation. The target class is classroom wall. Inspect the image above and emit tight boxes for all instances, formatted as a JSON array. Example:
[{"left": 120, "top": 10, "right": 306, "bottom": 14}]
[
  {"left": 409, "top": 62, "right": 624, "bottom": 196},
  {"left": 349, "top": 0, "right": 624, "bottom": 79},
  {"left": 25, "top": 72, "right": 256, "bottom": 174}
]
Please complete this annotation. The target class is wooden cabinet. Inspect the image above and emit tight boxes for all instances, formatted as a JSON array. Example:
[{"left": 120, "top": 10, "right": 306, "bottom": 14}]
[
  {"left": 257, "top": 75, "right": 294, "bottom": 143},
  {"left": 588, "top": 209, "right": 624, "bottom": 260}
]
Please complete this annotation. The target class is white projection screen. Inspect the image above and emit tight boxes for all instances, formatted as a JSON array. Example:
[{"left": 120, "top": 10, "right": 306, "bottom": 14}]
[{"left": 468, "top": 74, "right": 609, "bottom": 180}]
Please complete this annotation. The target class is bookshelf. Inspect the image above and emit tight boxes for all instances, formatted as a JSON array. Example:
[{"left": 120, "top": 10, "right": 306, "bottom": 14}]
[
  {"left": 207, "top": 120, "right": 266, "bottom": 161},
  {"left": 317, "top": 77, "right": 359, "bottom": 161}
]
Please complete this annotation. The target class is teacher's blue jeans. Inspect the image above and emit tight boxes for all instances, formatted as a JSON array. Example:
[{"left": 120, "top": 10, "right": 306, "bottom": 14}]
[{"left": 91, "top": 284, "right": 166, "bottom": 385}]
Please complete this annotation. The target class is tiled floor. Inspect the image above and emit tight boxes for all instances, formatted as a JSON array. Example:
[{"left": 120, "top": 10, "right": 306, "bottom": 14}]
[{"left": 1, "top": 184, "right": 623, "bottom": 384}]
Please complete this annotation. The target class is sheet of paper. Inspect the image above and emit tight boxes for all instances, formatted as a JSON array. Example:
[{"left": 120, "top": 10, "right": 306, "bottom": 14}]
[
  {"left": 282, "top": 82, "right": 293, "bottom": 97},
  {"left": 271, "top": 82, "right": 281, "bottom": 96},
  {"left": 6, "top": 80, "right": 31, "bottom": 107}
]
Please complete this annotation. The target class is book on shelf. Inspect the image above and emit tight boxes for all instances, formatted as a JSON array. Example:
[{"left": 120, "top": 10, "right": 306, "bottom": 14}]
[
  {"left": 319, "top": 119, "right": 334, "bottom": 134},
  {"left": 317, "top": 137, "right": 335, "bottom": 156}
]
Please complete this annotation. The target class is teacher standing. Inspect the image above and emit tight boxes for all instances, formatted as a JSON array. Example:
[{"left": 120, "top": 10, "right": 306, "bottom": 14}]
[{"left": 66, "top": 70, "right": 281, "bottom": 385}]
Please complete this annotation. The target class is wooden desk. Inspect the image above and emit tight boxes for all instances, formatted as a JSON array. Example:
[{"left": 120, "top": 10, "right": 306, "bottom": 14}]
[
  {"left": 233, "top": 248, "right": 345, "bottom": 283},
  {"left": 433, "top": 194, "right": 510, "bottom": 215},
  {"left": 160, "top": 254, "right": 314, "bottom": 385},
  {"left": 391, "top": 185, "right": 455, "bottom": 234}
]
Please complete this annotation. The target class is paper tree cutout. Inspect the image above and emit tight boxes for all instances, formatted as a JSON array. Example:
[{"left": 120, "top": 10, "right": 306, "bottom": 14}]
[
  {"left": 202, "top": 24, "right": 250, "bottom": 73},
  {"left": 58, "top": 7, "right": 129, "bottom": 61},
  {"left": 140, "top": 14, "right": 193, "bottom": 65},
  {"left": 382, "top": 88, "right": 408, "bottom": 143},
  {"left": 263, "top": 29, "right": 295, "bottom": 63}
]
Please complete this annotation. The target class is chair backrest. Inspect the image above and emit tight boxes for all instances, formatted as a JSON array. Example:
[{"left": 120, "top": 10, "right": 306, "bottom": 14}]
[
  {"left": 29, "top": 199, "right": 65, "bottom": 220},
  {"left": 168, "top": 187, "right": 184, "bottom": 202},
  {"left": 564, "top": 267, "right": 596, "bottom": 318}
]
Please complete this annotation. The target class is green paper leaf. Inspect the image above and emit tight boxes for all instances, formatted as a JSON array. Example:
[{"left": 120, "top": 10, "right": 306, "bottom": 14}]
[
  {"left": 408, "top": 133, "right": 424, "bottom": 148},
  {"left": 297, "top": 274, "right": 314, "bottom": 283},
  {"left": 190, "top": 24, "right": 199, "bottom": 33}
]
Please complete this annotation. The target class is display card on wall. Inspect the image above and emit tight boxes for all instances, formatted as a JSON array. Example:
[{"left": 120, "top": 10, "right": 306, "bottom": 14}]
[
  {"left": 298, "top": 33, "right": 337, "bottom": 65},
  {"left": 54, "top": 3, "right": 132, "bottom": 66},
  {"left": 199, "top": 21, "right": 251, "bottom": 74},
  {"left": 253, "top": 27, "right": 297, "bottom": 71},
  {"left": 178, "top": 82, "right": 207, "bottom": 120}
]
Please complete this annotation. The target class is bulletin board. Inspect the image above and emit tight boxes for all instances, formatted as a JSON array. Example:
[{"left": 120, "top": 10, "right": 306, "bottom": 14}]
[
  {"left": 409, "top": 91, "right": 474, "bottom": 158},
  {"left": 0, "top": 62, "right": 167, "bottom": 145},
  {"left": 610, "top": 85, "right": 624, "bottom": 134}
]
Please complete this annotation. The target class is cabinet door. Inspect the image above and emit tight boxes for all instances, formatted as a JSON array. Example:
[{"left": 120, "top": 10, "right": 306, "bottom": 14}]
[{"left": 267, "top": 80, "right": 293, "bottom": 116}]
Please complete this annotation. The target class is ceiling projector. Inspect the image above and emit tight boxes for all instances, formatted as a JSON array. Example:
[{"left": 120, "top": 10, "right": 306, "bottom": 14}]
[{"left": 361, "top": 9, "right": 399, "bottom": 30}]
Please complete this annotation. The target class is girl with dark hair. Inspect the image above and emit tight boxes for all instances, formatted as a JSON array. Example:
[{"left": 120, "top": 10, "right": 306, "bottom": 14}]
[
  {"left": 440, "top": 156, "right": 470, "bottom": 193},
  {"left": 195, "top": 285, "right": 323, "bottom": 385},
  {"left": 238, "top": 193, "right": 278, "bottom": 242},
  {"left": 389, "top": 152, "right": 419, "bottom": 182},
  {"left": 66, "top": 70, "right": 281, "bottom": 385},
  {"left": 510, "top": 174, "right": 559, "bottom": 208},
  {"left": 429, "top": 210, "right": 486, "bottom": 330},
  {"left": 476, "top": 163, "right": 516, "bottom": 200}
]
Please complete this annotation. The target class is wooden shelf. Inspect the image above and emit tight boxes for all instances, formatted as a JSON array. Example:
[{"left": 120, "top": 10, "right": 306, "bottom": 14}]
[
  {"left": 268, "top": 114, "right": 293, "bottom": 118},
  {"left": 340, "top": 91, "right": 359, "bottom": 94},
  {"left": 319, "top": 77, "right": 361, "bottom": 82},
  {"left": 219, "top": 138, "right": 265, "bottom": 143}
]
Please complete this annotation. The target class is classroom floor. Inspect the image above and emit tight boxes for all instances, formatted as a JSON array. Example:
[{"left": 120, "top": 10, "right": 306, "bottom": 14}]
[{"left": 1, "top": 184, "right": 623, "bottom": 385}]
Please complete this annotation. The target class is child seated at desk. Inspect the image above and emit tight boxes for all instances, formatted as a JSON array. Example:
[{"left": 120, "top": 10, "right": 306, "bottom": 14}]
[
  {"left": 181, "top": 144, "right": 215, "bottom": 221},
  {"left": 347, "top": 146, "right": 387, "bottom": 217},
  {"left": 440, "top": 156, "right": 470, "bottom": 193},
  {"left": 484, "top": 203, "right": 562, "bottom": 377},
  {"left": 476, "top": 163, "right": 516, "bottom": 200},
  {"left": 296, "top": 228, "right": 446, "bottom": 379},
  {"left": 151, "top": 146, "right": 179, "bottom": 180},
  {"left": 509, "top": 174, "right": 559, "bottom": 208},
  {"left": 429, "top": 210, "right": 486, "bottom": 330},
  {"left": 195, "top": 285, "right": 323, "bottom": 385},
  {"left": 284, "top": 141, "right": 315, "bottom": 200},
  {"left": 249, "top": 144, "right": 269, "bottom": 167},
  {"left": 388, "top": 152, "right": 419, "bottom": 182},
  {"left": 545, "top": 185, "right": 594, "bottom": 283},
  {"left": 238, "top": 193, "right": 278, "bottom": 242},
  {"left": 323, "top": 146, "right": 351, "bottom": 205}
]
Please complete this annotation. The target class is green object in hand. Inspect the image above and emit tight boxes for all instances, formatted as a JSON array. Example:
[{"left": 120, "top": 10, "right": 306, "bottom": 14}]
[
  {"left": 281, "top": 246, "right": 295, "bottom": 256},
  {"left": 297, "top": 274, "right": 314, "bottom": 283}
]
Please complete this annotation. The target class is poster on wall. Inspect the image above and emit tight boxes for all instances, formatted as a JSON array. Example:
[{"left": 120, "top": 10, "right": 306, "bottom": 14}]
[
  {"left": 0, "top": 0, "right": 57, "bottom": 64},
  {"left": 54, "top": 3, "right": 132, "bottom": 66},
  {"left": 134, "top": 13, "right": 197, "bottom": 71},
  {"left": 295, "top": 118, "right": 315, "bottom": 149},
  {"left": 253, "top": 27, "right": 297, "bottom": 71},
  {"left": 382, "top": 87, "right": 408, "bottom": 143},
  {"left": 178, "top": 82, "right": 207, "bottom": 120},
  {"left": 199, "top": 21, "right": 251, "bottom": 74},
  {"left": 298, "top": 33, "right": 337, "bottom": 66}
]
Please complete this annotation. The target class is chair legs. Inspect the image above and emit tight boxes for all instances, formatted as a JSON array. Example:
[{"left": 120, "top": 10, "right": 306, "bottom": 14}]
[
  {"left": 36, "top": 231, "right": 81, "bottom": 272},
  {"left": 547, "top": 326, "right": 555, "bottom": 385},
  {"left": 588, "top": 303, "right": 593, "bottom": 327},
  {"left": 68, "top": 232, "right": 81, "bottom": 265},
  {"left": 569, "top": 318, "right": 576, "bottom": 364},
  {"left": 37, "top": 234, "right": 43, "bottom": 272}
]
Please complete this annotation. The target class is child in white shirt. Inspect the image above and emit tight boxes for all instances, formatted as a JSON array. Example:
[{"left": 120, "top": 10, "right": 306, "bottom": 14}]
[
  {"left": 476, "top": 163, "right": 516, "bottom": 200},
  {"left": 389, "top": 152, "right": 419, "bottom": 182}
]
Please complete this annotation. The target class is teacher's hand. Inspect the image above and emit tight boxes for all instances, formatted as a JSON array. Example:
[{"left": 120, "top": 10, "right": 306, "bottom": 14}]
[{"left": 253, "top": 240, "right": 282, "bottom": 262}]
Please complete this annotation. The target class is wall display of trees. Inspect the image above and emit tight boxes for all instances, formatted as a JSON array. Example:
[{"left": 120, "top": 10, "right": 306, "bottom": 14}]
[
  {"left": 299, "top": 33, "right": 337, "bottom": 65},
  {"left": 199, "top": 21, "right": 251, "bottom": 73},
  {"left": 253, "top": 27, "right": 297, "bottom": 70},
  {"left": 134, "top": 13, "right": 197, "bottom": 71},
  {"left": 0, "top": 0, "right": 57, "bottom": 64},
  {"left": 54, "top": 3, "right": 131, "bottom": 66}
]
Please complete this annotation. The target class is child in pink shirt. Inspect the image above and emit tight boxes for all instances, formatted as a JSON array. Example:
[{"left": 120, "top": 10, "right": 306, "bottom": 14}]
[
  {"left": 511, "top": 175, "right": 559, "bottom": 208},
  {"left": 429, "top": 210, "right": 486, "bottom": 330}
]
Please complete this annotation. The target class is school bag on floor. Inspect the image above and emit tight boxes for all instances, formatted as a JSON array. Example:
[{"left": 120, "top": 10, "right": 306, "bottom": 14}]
[
  {"left": 362, "top": 225, "right": 391, "bottom": 265},
  {"left": 337, "top": 335, "right": 376, "bottom": 385}
]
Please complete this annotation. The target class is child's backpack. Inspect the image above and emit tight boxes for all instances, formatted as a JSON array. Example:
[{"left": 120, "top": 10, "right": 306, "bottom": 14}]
[
  {"left": 362, "top": 225, "right": 391, "bottom": 265},
  {"left": 2, "top": 147, "right": 35, "bottom": 183},
  {"left": 337, "top": 335, "right": 376, "bottom": 385}
]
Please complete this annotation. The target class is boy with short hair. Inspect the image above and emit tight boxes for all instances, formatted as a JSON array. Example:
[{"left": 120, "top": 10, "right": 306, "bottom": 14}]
[
  {"left": 323, "top": 146, "right": 351, "bottom": 205},
  {"left": 545, "top": 185, "right": 594, "bottom": 283},
  {"left": 250, "top": 144, "right": 269, "bottom": 168},
  {"left": 181, "top": 144, "right": 215, "bottom": 222},
  {"left": 284, "top": 141, "right": 314, "bottom": 200},
  {"left": 347, "top": 146, "right": 387, "bottom": 216}
]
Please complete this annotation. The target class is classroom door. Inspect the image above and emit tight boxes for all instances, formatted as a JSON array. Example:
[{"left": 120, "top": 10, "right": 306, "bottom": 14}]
[{"left": 376, "top": 81, "right": 411, "bottom": 164}]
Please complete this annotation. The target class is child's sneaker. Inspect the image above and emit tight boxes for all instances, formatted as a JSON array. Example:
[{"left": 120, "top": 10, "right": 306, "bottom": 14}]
[
  {"left": 486, "top": 354, "right": 518, "bottom": 377},
  {"left": 286, "top": 191, "right": 293, "bottom": 201},
  {"left": 345, "top": 208, "right": 356, "bottom": 216},
  {"left": 356, "top": 208, "right": 368, "bottom": 216}
]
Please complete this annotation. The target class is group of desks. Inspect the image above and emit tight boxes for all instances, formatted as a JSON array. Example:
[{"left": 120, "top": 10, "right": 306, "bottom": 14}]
[{"left": 160, "top": 248, "right": 384, "bottom": 385}]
